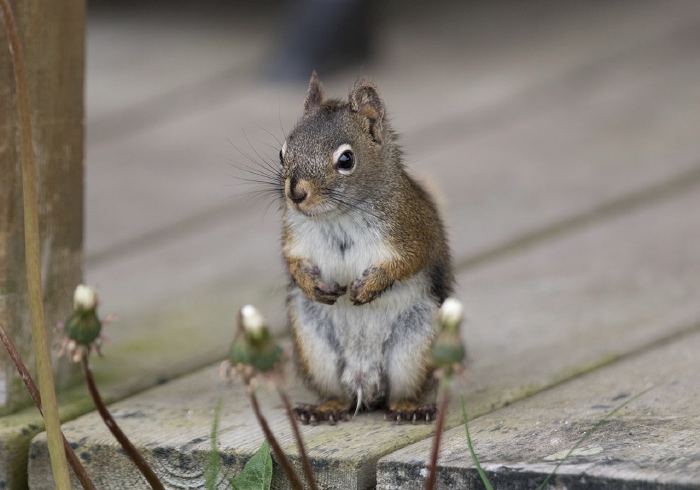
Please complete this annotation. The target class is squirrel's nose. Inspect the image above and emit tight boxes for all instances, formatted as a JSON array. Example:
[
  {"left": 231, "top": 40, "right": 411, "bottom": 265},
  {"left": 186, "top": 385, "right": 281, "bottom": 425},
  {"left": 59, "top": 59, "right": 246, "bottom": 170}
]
[{"left": 286, "top": 178, "right": 308, "bottom": 204}]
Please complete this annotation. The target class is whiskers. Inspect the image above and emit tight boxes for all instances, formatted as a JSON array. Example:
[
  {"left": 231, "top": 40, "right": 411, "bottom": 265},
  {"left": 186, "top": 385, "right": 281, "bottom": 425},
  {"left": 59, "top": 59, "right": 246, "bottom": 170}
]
[
  {"left": 224, "top": 130, "right": 383, "bottom": 228},
  {"left": 225, "top": 133, "right": 285, "bottom": 217}
]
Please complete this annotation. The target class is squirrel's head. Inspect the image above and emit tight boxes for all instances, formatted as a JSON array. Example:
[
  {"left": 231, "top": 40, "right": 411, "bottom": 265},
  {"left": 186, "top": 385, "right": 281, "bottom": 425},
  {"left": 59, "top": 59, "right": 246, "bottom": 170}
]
[{"left": 280, "top": 72, "right": 400, "bottom": 219}]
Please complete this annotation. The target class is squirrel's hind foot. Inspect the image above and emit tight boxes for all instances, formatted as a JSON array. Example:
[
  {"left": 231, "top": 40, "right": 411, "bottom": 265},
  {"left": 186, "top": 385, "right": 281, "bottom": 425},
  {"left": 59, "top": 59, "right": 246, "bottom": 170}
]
[
  {"left": 295, "top": 400, "right": 351, "bottom": 426},
  {"left": 385, "top": 402, "right": 437, "bottom": 425}
]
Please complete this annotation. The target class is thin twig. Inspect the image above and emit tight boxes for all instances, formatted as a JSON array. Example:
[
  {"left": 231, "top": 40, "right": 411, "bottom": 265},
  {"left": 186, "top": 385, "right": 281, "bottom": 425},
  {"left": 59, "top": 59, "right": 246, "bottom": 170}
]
[
  {"left": 278, "top": 388, "right": 318, "bottom": 490},
  {"left": 425, "top": 378, "right": 450, "bottom": 490},
  {"left": 81, "top": 355, "right": 165, "bottom": 490},
  {"left": 0, "top": 326, "right": 96, "bottom": 490},
  {"left": 0, "top": 1, "right": 71, "bottom": 487},
  {"left": 249, "top": 390, "right": 304, "bottom": 490}
]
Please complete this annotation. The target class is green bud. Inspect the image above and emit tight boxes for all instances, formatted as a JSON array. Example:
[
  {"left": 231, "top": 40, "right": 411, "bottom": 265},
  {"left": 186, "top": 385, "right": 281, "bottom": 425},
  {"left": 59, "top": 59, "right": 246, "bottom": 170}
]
[
  {"left": 250, "top": 342, "right": 283, "bottom": 373},
  {"left": 65, "top": 311, "right": 102, "bottom": 345},
  {"left": 431, "top": 331, "right": 466, "bottom": 367},
  {"left": 227, "top": 337, "right": 253, "bottom": 366},
  {"left": 65, "top": 286, "right": 102, "bottom": 345},
  {"left": 227, "top": 305, "right": 283, "bottom": 374},
  {"left": 432, "top": 298, "right": 467, "bottom": 368}
]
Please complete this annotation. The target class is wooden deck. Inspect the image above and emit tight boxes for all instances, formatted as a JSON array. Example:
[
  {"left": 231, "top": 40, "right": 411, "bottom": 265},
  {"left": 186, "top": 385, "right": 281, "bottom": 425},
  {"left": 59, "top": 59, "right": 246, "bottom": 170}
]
[{"left": 9, "top": 0, "right": 700, "bottom": 488}]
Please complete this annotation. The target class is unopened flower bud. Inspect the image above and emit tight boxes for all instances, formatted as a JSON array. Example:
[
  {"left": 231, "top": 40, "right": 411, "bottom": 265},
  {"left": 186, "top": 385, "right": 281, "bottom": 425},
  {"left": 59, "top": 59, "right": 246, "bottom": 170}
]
[
  {"left": 226, "top": 305, "right": 283, "bottom": 377},
  {"left": 240, "top": 304, "right": 265, "bottom": 341},
  {"left": 432, "top": 298, "right": 466, "bottom": 369},
  {"left": 227, "top": 337, "right": 253, "bottom": 367},
  {"left": 59, "top": 285, "right": 106, "bottom": 362},
  {"left": 65, "top": 311, "right": 101, "bottom": 346},
  {"left": 437, "top": 297, "right": 464, "bottom": 334},
  {"left": 74, "top": 285, "right": 97, "bottom": 311}
]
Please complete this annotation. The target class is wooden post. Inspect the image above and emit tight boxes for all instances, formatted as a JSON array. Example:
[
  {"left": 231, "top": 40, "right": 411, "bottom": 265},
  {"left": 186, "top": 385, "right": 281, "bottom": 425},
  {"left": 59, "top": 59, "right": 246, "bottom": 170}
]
[{"left": 0, "top": 0, "right": 85, "bottom": 415}]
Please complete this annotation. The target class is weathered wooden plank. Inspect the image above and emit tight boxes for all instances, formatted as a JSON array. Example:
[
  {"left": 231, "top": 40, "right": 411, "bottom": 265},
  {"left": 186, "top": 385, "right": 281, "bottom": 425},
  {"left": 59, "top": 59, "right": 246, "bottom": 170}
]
[
  {"left": 0, "top": 1, "right": 85, "bottom": 485},
  {"left": 85, "top": 2, "right": 276, "bottom": 115},
  {"left": 375, "top": 0, "right": 700, "bottom": 140},
  {"left": 0, "top": 0, "right": 84, "bottom": 421},
  {"left": 376, "top": 329, "right": 700, "bottom": 489},
  {"left": 27, "top": 180, "right": 700, "bottom": 488},
  {"left": 85, "top": 6, "right": 273, "bottom": 148},
  {"left": 86, "top": 12, "right": 700, "bottom": 335},
  {"left": 17, "top": 1, "right": 699, "bottom": 487},
  {"left": 84, "top": 0, "right": 700, "bottom": 260}
]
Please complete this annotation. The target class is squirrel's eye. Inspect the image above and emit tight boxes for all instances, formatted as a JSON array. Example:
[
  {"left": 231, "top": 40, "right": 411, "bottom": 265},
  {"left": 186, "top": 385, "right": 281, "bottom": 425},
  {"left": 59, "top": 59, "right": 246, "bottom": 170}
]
[
  {"left": 338, "top": 151, "right": 354, "bottom": 170},
  {"left": 333, "top": 144, "right": 355, "bottom": 175},
  {"left": 278, "top": 149, "right": 284, "bottom": 164}
]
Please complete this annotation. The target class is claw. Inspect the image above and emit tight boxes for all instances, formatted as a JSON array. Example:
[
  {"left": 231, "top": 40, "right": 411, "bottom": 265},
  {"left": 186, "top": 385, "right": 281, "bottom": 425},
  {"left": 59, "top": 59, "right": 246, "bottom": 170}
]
[
  {"left": 294, "top": 402, "right": 351, "bottom": 426},
  {"left": 386, "top": 403, "right": 438, "bottom": 424}
]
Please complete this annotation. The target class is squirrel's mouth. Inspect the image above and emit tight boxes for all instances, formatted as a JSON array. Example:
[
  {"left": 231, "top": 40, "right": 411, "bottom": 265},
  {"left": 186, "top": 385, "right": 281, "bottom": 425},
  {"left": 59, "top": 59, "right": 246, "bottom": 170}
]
[
  {"left": 288, "top": 203, "right": 326, "bottom": 219},
  {"left": 286, "top": 198, "right": 335, "bottom": 220}
]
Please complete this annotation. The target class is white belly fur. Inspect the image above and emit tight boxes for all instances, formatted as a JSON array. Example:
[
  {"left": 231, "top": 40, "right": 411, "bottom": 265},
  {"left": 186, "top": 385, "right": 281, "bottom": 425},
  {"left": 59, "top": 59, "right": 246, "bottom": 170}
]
[{"left": 287, "top": 212, "right": 438, "bottom": 406}]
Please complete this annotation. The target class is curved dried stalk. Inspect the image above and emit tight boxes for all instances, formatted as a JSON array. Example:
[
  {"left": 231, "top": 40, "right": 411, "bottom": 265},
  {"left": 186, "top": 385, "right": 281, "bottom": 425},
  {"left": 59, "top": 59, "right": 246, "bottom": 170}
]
[
  {"left": 425, "top": 380, "right": 450, "bottom": 490},
  {"left": 249, "top": 390, "right": 304, "bottom": 490},
  {"left": 278, "top": 389, "right": 318, "bottom": 490},
  {"left": 81, "top": 355, "right": 165, "bottom": 490},
  {"left": 0, "top": 326, "right": 96, "bottom": 490}
]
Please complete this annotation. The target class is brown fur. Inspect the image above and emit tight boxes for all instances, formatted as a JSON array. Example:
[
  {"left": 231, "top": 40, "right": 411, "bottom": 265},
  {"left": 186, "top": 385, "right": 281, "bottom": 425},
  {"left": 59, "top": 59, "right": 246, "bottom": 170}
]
[{"left": 282, "top": 74, "right": 454, "bottom": 423}]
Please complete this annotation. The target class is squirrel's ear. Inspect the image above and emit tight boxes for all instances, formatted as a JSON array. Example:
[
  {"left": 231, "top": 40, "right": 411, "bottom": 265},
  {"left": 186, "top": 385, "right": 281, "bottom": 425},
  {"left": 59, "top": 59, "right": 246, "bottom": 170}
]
[
  {"left": 304, "top": 71, "right": 325, "bottom": 114},
  {"left": 349, "top": 78, "right": 385, "bottom": 144}
]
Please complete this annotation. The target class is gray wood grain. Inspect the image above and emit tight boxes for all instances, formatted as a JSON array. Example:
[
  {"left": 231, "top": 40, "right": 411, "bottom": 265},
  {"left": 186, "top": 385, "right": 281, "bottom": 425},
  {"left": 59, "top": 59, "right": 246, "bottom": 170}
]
[
  {"left": 11, "top": 0, "right": 700, "bottom": 487},
  {"left": 377, "top": 330, "right": 700, "bottom": 489},
  {"left": 28, "top": 184, "right": 700, "bottom": 489}
]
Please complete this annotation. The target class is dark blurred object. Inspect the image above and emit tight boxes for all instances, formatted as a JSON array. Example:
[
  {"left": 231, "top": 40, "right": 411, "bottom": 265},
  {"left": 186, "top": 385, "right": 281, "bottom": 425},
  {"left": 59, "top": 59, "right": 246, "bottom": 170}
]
[{"left": 268, "top": 0, "right": 375, "bottom": 80}]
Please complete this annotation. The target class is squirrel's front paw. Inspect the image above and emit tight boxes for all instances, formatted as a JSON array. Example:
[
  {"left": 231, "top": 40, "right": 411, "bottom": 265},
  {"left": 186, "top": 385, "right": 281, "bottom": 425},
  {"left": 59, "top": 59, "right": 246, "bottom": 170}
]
[
  {"left": 313, "top": 281, "right": 347, "bottom": 305},
  {"left": 297, "top": 262, "right": 346, "bottom": 304},
  {"left": 349, "top": 267, "right": 387, "bottom": 305},
  {"left": 349, "top": 279, "right": 380, "bottom": 305}
]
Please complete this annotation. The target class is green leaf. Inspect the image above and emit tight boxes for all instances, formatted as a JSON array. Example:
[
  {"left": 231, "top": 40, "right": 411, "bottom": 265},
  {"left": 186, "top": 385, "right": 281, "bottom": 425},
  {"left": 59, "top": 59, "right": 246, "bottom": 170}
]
[
  {"left": 461, "top": 396, "right": 494, "bottom": 490},
  {"left": 231, "top": 440, "right": 272, "bottom": 490}
]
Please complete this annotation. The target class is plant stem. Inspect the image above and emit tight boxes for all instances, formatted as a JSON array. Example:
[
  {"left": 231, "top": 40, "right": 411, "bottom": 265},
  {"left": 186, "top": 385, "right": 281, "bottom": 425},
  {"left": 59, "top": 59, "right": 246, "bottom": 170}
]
[
  {"left": 81, "top": 355, "right": 165, "bottom": 490},
  {"left": 425, "top": 375, "right": 451, "bottom": 490},
  {"left": 278, "top": 388, "right": 318, "bottom": 490},
  {"left": 249, "top": 390, "right": 304, "bottom": 490},
  {"left": 0, "top": 326, "right": 96, "bottom": 490},
  {"left": 0, "top": 1, "right": 71, "bottom": 487}
]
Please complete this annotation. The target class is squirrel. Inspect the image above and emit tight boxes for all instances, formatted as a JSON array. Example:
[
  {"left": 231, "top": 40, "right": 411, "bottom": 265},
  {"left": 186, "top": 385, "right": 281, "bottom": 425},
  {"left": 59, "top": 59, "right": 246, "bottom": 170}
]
[{"left": 279, "top": 73, "right": 454, "bottom": 424}]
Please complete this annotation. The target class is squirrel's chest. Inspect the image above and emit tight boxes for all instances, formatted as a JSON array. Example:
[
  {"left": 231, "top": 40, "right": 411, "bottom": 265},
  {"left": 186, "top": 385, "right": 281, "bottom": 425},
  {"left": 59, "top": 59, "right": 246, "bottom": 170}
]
[{"left": 285, "top": 215, "right": 392, "bottom": 284}]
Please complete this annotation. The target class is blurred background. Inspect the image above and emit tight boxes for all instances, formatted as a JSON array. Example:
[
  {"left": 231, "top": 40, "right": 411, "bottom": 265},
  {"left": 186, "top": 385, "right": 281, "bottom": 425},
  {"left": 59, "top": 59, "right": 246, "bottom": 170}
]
[
  {"left": 83, "top": 0, "right": 700, "bottom": 365},
  {"left": 8, "top": 1, "right": 699, "bottom": 483}
]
